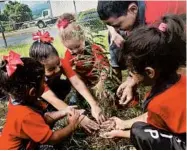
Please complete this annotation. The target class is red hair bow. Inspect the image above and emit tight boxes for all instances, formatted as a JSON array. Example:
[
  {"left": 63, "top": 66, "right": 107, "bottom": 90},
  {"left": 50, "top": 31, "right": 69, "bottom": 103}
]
[
  {"left": 32, "top": 31, "right": 54, "bottom": 43},
  {"left": 3, "top": 51, "right": 24, "bottom": 77},
  {"left": 57, "top": 19, "right": 69, "bottom": 29}
]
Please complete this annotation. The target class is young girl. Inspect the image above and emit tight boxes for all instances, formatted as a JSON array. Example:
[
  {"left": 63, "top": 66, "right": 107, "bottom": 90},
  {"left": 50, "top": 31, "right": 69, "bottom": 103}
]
[
  {"left": 29, "top": 31, "right": 104, "bottom": 128},
  {"left": 57, "top": 13, "right": 120, "bottom": 109},
  {"left": 0, "top": 51, "right": 81, "bottom": 149},
  {"left": 100, "top": 14, "right": 186, "bottom": 149}
]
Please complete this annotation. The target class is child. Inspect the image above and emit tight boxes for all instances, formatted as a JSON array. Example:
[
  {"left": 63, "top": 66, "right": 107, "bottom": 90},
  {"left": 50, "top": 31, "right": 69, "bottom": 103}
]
[
  {"left": 0, "top": 51, "right": 81, "bottom": 149},
  {"left": 57, "top": 13, "right": 120, "bottom": 108},
  {"left": 29, "top": 31, "right": 104, "bottom": 126},
  {"left": 97, "top": 1, "right": 186, "bottom": 106},
  {"left": 100, "top": 14, "right": 186, "bottom": 150}
]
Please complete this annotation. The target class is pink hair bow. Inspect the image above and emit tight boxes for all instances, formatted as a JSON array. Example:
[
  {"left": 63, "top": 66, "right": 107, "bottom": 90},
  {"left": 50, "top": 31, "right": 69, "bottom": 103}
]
[
  {"left": 3, "top": 51, "right": 24, "bottom": 77},
  {"left": 158, "top": 23, "right": 167, "bottom": 32},
  {"left": 57, "top": 19, "right": 69, "bottom": 29},
  {"left": 32, "top": 31, "right": 54, "bottom": 43}
]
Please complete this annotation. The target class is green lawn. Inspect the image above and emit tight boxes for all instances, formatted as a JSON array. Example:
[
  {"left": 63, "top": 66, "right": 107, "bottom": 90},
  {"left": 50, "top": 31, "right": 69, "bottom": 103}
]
[
  {"left": 0, "top": 30, "right": 109, "bottom": 59},
  {"left": 0, "top": 30, "right": 145, "bottom": 149},
  {"left": 0, "top": 37, "right": 66, "bottom": 58}
]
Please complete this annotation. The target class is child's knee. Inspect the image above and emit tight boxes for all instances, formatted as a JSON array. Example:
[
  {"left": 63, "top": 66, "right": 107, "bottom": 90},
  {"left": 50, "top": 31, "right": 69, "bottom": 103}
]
[{"left": 131, "top": 121, "right": 147, "bottom": 139}]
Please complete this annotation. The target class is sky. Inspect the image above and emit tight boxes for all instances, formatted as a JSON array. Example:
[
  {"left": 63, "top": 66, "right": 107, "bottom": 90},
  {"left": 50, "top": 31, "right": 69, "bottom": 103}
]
[
  {"left": 15, "top": 0, "right": 98, "bottom": 12},
  {"left": 0, "top": 0, "right": 98, "bottom": 15}
]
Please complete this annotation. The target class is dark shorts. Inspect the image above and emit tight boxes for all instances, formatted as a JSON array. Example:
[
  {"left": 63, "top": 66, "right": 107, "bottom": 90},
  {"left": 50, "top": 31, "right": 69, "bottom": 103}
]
[{"left": 130, "top": 122, "right": 186, "bottom": 150}]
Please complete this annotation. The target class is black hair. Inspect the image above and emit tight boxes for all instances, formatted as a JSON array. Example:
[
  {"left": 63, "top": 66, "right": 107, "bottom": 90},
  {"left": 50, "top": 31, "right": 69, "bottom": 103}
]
[
  {"left": 118, "top": 14, "right": 186, "bottom": 78},
  {"left": 0, "top": 57, "right": 44, "bottom": 101},
  {"left": 97, "top": 1, "right": 137, "bottom": 20},
  {"left": 29, "top": 41, "right": 59, "bottom": 61}
]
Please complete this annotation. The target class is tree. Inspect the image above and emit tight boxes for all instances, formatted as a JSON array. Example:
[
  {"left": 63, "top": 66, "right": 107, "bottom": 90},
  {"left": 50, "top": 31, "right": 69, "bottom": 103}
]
[
  {"left": 3, "top": 1, "right": 32, "bottom": 29},
  {"left": 77, "top": 8, "right": 106, "bottom": 33},
  {"left": 0, "top": 12, "right": 8, "bottom": 21}
]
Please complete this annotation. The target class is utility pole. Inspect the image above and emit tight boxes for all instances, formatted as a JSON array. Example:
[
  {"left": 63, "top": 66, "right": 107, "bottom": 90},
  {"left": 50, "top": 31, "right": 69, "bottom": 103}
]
[
  {"left": 0, "top": 0, "right": 7, "bottom": 48},
  {"left": 0, "top": 21, "right": 7, "bottom": 48},
  {"left": 73, "top": 0, "right": 77, "bottom": 16},
  {"left": 47, "top": 0, "right": 53, "bottom": 18}
]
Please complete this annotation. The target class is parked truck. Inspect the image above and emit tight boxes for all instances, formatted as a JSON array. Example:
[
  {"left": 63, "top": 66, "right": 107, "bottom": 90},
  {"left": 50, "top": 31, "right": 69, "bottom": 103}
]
[{"left": 35, "top": 9, "right": 58, "bottom": 28}]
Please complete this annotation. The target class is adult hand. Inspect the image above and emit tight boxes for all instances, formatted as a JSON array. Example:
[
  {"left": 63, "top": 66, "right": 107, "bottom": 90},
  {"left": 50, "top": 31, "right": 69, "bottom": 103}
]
[
  {"left": 79, "top": 115, "right": 100, "bottom": 133},
  {"left": 91, "top": 104, "right": 106, "bottom": 124},
  {"left": 117, "top": 77, "right": 136, "bottom": 106}
]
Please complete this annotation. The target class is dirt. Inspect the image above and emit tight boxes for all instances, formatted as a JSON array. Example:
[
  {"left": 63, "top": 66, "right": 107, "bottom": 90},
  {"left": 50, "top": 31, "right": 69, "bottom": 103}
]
[
  {"left": 0, "top": 98, "right": 143, "bottom": 149},
  {"left": 0, "top": 72, "right": 149, "bottom": 149}
]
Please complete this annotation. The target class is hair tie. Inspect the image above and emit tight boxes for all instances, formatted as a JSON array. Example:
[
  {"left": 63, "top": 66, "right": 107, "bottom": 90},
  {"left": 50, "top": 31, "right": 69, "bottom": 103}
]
[
  {"left": 57, "top": 19, "right": 74, "bottom": 29},
  {"left": 3, "top": 51, "right": 24, "bottom": 77},
  {"left": 158, "top": 23, "right": 167, "bottom": 32},
  {"left": 32, "top": 31, "right": 54, "bottom": 43}
]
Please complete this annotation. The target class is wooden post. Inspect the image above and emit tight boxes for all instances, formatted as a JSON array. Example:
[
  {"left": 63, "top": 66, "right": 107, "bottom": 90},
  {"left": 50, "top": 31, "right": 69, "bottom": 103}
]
[{"left": 0, "top": 21, "right": 7, "bottom": 48}]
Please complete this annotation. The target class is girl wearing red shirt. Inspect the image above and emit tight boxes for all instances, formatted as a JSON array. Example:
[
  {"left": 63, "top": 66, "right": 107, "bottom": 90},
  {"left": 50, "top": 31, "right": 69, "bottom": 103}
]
[
  {"left": 29, "top": 32, "right": 101, "bottom": 132},
  {"left": 57, "top": 13, "right": 120, "bottom": 110},
  {"left": 0, "top": 53, "right": 80, "bottom": 149},
  {"left": 100, "top": 14, "right": 186, "bottom": 150}
]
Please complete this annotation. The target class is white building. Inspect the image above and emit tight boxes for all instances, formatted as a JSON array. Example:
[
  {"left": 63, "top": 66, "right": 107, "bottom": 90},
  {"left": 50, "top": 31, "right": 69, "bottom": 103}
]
[
  {"left": 50, "top": 0, "right": 98, "bottom": 17},
  {"left": 0, "top": 0, "right": 5, "bottom": 13}
]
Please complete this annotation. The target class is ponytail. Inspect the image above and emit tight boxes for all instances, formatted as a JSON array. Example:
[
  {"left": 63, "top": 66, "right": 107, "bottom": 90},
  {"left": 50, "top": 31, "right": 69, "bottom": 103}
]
[
  {"left": 119, "top": 14, "right": 186, "bottom": 78},
  {"left": 159, "top": 14, "right": 186, "bottom": 65}
]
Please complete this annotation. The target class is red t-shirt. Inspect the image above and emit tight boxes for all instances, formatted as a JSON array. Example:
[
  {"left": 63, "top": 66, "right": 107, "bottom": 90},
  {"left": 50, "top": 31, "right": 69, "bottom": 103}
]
[
  {"left": 147, "top": 75, "right": 186, "bottom": 134},
  {"left": 145, "top": 1, "right": 186, "bottom": 24},
  {"left": 63, "top": 44, "right": 109, "bottom": 81},
  {"left": 61, "top": 58, "right": 76, "bottom": 79},
  {"left": 0, "top": 102, "right": 52, "bottom": 150}
]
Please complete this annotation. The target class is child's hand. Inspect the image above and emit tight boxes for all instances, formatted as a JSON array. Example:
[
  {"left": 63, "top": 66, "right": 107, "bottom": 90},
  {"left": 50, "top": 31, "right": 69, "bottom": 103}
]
[
  {"left": 91, "top": 104, "right": 106, "bottom": 124},
  {"left": 117, "top": 77, "right": 136, "bottom": 106},
  {"left": 79, "top": 115, "right": 100, "bottom": 133},
  {"left": 67, "top": 108, "right": 81, "bottom": 130},
  {"left": 100, "top": 130, "right": 124, "bottom": 138},
  {"left": 101, "top": 117, "right": 127, "bottom": 130},
  {"left": 100, "top": 71, "right": 108, "bottom": 81},
  {"left": 108, "top": 27, "right": 124, "bottom": 48}
]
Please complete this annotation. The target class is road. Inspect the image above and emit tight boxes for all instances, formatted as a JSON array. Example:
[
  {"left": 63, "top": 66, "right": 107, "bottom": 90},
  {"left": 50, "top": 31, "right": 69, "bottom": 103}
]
[{"left": 0, "top": 27, "right": 58, "bottom": 48}]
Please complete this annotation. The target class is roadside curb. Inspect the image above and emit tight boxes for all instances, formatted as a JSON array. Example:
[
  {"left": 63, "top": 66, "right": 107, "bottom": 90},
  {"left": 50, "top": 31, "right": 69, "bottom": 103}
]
[{"left": 0, "top": 26, "right": 56, "bottom": 38}]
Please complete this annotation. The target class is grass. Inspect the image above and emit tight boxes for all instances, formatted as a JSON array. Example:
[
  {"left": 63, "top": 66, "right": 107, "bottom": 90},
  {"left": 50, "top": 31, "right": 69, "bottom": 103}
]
[
  {"left": 0, "top": 37, "right": 66, "bottom": 57},
  {"left": 0, "top": 30, "right": 109, "bottom": 58}
]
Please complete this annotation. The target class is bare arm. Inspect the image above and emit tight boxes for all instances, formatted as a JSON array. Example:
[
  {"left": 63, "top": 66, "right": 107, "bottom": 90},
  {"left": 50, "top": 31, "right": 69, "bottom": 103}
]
[
  {"left": 47, "top": 124, "right": 74, "bottom": 145},
  {"left": 101, "top": 112, "right": 148, "bottom": 131},
  {"left": 41, "top": 88, "right": 100, "bottom": 132},
  {"left": 69, "top": 75, "right": 97, "bottom": 107},
  {"left": 46, "top": 109, "right": 80, "bottom": 145},
  {"left": 100, "top": 113, "right": 148, "bottom": 139},
  {"left": 100, "top": 130, "right": 130, "bottom": 138},
  {"left": 123, "top": 112, "right": 148, "bottom": 129},
  {"left": 42, "top": 89, "right": 68, "bottom": 110},
  {"left": 69, "top": 75, "right": 105, "bottom": 123}
]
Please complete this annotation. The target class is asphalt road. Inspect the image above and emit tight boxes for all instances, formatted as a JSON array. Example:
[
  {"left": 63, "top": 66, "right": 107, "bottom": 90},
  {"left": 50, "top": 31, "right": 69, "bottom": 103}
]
[{"left": 0, "top": 27, "right": 58, "bottom": 48}]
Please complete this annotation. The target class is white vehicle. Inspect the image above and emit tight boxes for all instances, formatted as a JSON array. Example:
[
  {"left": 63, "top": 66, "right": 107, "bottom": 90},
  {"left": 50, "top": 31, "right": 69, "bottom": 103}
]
[{"left": 35, "top": 9, "right": 58, "bottom": 28}]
